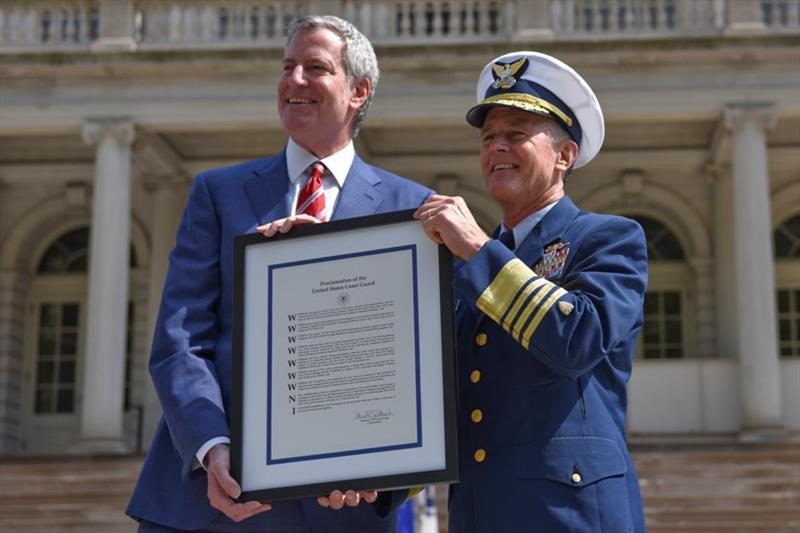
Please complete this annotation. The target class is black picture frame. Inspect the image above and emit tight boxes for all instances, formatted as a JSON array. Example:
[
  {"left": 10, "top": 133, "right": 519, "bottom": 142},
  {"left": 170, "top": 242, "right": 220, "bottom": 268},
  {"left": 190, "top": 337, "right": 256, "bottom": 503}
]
[{"left": 231, "top": 209, "right": 458, "bottom": 502}]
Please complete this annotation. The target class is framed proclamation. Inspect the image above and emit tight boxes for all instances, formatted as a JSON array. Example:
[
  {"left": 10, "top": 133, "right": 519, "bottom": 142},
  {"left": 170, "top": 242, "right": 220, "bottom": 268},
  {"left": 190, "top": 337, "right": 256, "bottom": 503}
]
[{"left": 231, "top": 209, "right": 458, "bottom": 502}]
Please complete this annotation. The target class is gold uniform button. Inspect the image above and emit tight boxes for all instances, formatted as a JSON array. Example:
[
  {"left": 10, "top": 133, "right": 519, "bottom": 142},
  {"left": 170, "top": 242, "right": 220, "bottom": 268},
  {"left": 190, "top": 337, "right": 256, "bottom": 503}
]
[
  {"left": 474, "top": 449, "right": 486, "bottom": 463},
  {"left": 470, "top": 409, "right": 483, "bottom": 423},
  {"left": 470, "top": 370, "right": 481, "bottom": 383},
  {"left": 571, "top": 472, "right": 582, "bottom": 484},
  {"left": 475, "top": 333, "right": 488, "bottom": 346}
]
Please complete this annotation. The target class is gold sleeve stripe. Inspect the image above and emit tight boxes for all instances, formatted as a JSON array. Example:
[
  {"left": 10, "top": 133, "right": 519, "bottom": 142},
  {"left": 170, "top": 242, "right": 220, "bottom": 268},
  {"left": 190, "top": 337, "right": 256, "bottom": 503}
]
[
  {"left": 509, "top": 280, "right": 557, "bottom": 343},
  {"left": 505, "top": 278, "right": 550, "bottom": 337},
  {"left": 501, "top": 277, "right": 548, "bottom": 330},
  {"left": 407, "top": 487, "right": 424, "bottom": 499},
  {"left": 521, "top": 285, "right": 568, "bottom": 349},
  {"left": 477, "top": 258, "right": 533, "bottom": 324}
]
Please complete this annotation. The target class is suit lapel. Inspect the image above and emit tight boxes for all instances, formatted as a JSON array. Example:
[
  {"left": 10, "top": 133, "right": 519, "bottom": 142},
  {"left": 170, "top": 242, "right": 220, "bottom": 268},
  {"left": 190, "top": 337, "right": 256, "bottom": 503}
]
[
  {"left": 243, "top": 151, "right": 292, "bottom": 226},
  {"left": 331, "top": 155, "right": 384, "bottom": 220}
]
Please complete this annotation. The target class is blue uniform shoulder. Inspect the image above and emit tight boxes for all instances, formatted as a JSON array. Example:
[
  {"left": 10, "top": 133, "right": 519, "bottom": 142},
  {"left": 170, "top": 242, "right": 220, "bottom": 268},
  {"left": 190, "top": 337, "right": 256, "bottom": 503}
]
[{"left": 570, "top": 210, "right": 644, "bottom": 238}]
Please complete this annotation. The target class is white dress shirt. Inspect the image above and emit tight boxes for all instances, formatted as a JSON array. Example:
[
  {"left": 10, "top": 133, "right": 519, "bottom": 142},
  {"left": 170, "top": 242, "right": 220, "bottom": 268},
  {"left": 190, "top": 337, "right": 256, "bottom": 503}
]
[
  {"left": 286, "top": 137, "right": 354, "bottom": 221},
  {"left": 499, "top": 200, "right": 558, "bottom": 251}
]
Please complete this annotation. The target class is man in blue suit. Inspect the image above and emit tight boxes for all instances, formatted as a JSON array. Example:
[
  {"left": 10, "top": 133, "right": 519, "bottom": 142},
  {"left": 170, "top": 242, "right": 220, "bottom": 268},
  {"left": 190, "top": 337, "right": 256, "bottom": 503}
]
[
  {"left": 415, "top": 51, "right": 648, "bottom": 532},
  {"left": 128, "top": 15, "right": 431, "bottom": 532}
]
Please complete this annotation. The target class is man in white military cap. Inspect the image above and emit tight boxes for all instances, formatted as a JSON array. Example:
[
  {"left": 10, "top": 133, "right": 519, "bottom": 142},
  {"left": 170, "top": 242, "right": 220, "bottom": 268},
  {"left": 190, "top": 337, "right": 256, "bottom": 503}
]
[{"left": 415, "top": 51, "right": 648, "bottom": 532}]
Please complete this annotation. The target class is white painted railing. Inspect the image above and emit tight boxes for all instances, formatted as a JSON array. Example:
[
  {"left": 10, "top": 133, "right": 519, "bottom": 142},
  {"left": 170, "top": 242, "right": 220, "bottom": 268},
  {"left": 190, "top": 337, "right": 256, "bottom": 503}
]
[{"left": 1, "top": 0, "right": 797, "bottom": 53}]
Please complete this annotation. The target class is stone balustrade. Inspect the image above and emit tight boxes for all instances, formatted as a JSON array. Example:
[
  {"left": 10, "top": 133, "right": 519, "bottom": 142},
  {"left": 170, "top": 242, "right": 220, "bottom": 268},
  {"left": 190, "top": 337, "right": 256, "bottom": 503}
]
[
  {"left": 761, "top": 0, "right": 800, "bottom": 28},
  {"left": 552, "top": 0, "right": 726, "bottom": 35},
  {"left": 0, "top": 1, "right": 99, "bottom": 50},
  {"left": 0, "top": 0, "right": 797, "bottom": 52}
]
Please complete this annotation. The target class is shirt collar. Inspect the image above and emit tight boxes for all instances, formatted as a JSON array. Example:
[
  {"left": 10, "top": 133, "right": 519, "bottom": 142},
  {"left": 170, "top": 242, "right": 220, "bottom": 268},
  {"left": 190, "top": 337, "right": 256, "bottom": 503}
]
[
  {"left": 500, "top": 200, "right": 559, "bottom": 249},
  {"left": 286, "top": 138, "right": 354, "bottom": 188}
]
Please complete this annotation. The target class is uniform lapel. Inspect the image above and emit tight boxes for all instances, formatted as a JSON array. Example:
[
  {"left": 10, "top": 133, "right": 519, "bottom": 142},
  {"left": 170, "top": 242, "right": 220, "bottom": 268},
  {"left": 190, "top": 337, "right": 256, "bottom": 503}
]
[
  {"left": 330, "top": 155, "right": 384, "bottom": 220},
  {"left": 243, "top": 151, "right": 292, "bottom": 227},
  {"left": 473, "top": 196, "right": 580, "bottom": 331}
]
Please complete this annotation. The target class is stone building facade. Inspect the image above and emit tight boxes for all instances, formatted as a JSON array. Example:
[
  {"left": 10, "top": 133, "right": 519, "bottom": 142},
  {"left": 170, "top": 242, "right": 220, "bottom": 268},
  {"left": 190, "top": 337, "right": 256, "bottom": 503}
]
[{"left": 0, "top": 0, "right": 798, "bottom": 454}]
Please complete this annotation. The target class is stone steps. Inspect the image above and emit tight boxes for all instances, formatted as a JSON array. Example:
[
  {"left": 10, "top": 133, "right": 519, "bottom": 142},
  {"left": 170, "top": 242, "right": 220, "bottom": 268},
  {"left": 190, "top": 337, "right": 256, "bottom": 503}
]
[
  {"left": 1, "top": 440, "right": 798, "bottom": 532},
  {"left": 0, "top": 455, "right": 141, "bottom": 533},
  {"left": 634, "top": 440, "right": 800, "bottom": 533}
]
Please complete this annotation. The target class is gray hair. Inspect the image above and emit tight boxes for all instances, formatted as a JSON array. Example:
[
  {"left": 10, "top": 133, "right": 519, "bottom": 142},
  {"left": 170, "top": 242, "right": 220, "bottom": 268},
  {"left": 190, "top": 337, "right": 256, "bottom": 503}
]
[
  {"left": 287, "top": 15, "right": 379, "bottom": 138},
  {"left": 542, "top": 119, "right": 575, "bottom": 181}
]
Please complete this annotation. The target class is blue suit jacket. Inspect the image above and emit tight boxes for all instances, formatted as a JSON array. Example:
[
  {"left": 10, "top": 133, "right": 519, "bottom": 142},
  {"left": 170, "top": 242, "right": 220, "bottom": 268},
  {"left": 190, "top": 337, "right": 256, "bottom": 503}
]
[
  {"left": 127, "top": 151, "right": 432, "bottom": 532},
  {"left": 448, "top": 196, "right": 647, "bottom": 533}
]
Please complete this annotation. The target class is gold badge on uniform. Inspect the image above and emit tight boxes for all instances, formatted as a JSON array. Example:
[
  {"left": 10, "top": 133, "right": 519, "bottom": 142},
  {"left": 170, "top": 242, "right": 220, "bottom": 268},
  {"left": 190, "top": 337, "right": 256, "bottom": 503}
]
[
  {"left": 558, "top": 301, "right": 574, "bottom": 316},
  {"left": 533, "top": 241, "right": 570, "bottom": 278},
  {"left": 491, "top": 57, "right": 529, "bottom": 90}
]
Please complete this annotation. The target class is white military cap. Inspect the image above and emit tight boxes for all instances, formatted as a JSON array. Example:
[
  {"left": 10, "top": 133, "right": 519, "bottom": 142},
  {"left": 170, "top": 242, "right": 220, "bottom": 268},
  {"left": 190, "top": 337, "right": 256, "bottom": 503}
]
[{"left": 466, "top": 51, "right": 604, "bottom": 169}]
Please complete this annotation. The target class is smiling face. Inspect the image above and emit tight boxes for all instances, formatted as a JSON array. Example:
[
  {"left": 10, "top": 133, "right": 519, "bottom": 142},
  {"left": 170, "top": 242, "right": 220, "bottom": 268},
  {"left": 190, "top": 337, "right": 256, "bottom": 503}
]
[
  {"left": 278, "top": 27, "right": 369, "bottom": 158},
  {"left": 479, "top": 107, "right": 578, "bottom": 227}
]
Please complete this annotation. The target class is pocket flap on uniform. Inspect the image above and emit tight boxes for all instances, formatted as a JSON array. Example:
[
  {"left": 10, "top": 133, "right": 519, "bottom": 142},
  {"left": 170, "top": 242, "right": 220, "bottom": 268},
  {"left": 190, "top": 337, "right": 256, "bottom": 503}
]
[{"left": 516, "top": 436, "right": 628, "bottom": 488}]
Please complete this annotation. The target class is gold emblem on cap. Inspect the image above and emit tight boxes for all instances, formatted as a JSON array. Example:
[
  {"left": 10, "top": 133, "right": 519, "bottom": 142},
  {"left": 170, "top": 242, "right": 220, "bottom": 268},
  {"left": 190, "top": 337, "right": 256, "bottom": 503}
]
[
  {"left": 558, "top": 301, "right": 574, "bottom": 316},
  {"left": 491, "top": 57, "right": 528, "bottom": 90}
]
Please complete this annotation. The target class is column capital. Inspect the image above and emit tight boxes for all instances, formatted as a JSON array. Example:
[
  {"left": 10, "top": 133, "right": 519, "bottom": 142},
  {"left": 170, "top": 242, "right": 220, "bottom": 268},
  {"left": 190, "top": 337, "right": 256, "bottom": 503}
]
[
  {"left": 703, "top": 162, "right": 724, "bottom": 184},
  {"left": 82, "top": 117, "right": 136, "bottom": 146},
  {"left": 722, "top": 102, "right": 777, "bottom": 132}
]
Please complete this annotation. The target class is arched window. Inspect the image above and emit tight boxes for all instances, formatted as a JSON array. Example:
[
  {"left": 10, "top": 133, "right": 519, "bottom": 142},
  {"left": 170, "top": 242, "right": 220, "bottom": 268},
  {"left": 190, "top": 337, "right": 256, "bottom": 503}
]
[
  {"left": 775, "top": 214, "right": 800, "bottom": 357},
  {"left": 37, "top": 227, "right": 137, "bottom": 273},
  {"left": 30, "top": 228, "right": 136, "bottom": 419},
  {"left": 774, "top": 214, "right": 800, "bottom": 259},
  {"left": 628, "top": 215, "right": 688, "bottom": 359},
  {"left": 635, "top": 216, "right": 685, "bottom": 260}
]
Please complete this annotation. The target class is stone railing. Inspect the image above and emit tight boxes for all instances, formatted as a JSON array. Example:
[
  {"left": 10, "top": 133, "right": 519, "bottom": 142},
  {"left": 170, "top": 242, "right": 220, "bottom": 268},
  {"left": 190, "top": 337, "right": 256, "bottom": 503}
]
[
  {"left": 761, "top": 0, "right": 800, "bottom": 28},
  {"left": 0, "top": 1, "right": 99, "bottom": 50},
  {"left": 134, "top": 1, "right": 310, "bottom": 47},
  {"left": 134, "top": 0, "right": 512, "bottom": 47},
  {"left": 552, "top": 0, "right": 726, "bottom": 35},
  {"left": 1, "top": 0, "right": 797, "bottom": 53}
]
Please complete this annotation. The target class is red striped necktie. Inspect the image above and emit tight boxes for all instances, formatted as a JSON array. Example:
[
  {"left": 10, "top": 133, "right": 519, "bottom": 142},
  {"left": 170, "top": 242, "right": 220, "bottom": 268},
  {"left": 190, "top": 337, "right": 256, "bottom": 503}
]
[{"left": 296, "top": 161, "right": 326, "bottom": 221}]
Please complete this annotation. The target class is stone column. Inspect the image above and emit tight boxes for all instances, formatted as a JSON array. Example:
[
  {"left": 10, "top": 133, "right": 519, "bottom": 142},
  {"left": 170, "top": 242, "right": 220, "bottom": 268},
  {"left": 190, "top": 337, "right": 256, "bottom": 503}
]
[
  {"left": 724, "top": 103, "right": 784, "bottom": 438},
  {"left": 710, "top": 166, "right": 738, "bottom": 360},
  {"left": 75, "top": 117, "right": 135, "bottom": 453},
  {"left": 141, "top": 177, "right": 187, "bottom": 448}
]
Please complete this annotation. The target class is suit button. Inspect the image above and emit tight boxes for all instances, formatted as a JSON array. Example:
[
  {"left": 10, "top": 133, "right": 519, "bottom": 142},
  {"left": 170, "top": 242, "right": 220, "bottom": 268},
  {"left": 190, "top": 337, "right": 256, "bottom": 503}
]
[
  {"left": 475, "top": 333, "right": 487, "bottom": 346},
  {"left": 474, "top": 449, "right": 486, "bottom": 463},
  {"left": 571, "top": 472, "right": 582, "bottom": 484},
  {"left": 470, "top": 409, "right": 483, "bottom": 423},
  {"left": 470, "top": 370, "right": 481, "bottom": 383}
]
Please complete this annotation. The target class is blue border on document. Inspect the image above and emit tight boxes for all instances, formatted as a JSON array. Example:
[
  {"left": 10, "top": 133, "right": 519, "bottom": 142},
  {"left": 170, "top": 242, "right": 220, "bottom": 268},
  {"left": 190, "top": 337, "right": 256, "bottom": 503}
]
[{"left": 266, "top": 245, "right": 422, "bottom": 465}]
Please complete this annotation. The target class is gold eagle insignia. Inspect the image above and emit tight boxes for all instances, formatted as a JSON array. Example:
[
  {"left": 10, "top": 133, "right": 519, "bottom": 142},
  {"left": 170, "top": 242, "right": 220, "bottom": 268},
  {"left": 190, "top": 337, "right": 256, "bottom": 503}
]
[{"left": 491, "top": 57, "right": 528, "bottom": 90}]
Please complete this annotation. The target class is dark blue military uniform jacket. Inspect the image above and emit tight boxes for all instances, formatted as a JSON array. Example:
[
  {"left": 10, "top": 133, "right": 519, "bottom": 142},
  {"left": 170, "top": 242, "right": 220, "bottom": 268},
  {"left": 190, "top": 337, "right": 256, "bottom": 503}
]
[{"left": 448, "top": 196, "right": 648, "bottom": 533}]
